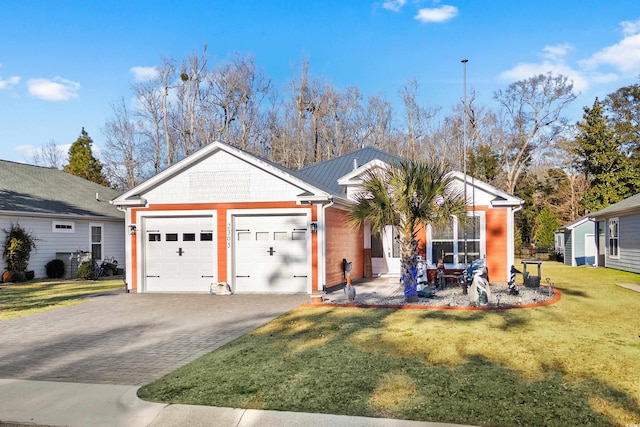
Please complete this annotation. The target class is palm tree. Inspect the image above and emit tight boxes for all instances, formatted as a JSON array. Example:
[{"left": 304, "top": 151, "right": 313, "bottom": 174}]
[{"left": 349, "top": 160, "right": 467, "bottom": 302}]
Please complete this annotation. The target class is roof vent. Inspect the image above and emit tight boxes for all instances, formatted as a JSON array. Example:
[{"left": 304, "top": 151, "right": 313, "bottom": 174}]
[
  {"left": 353, "top": 158, "right": 358, "bottom": 170},
  {"left": 95, "top": 192, "right": 100, "bottom": 201}
]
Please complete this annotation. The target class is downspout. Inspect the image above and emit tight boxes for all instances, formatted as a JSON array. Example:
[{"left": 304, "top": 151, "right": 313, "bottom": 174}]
[
  {"left": 508, "top": 203, "right": 524, "bottom": 281},
  {"left": 320, "top": 196, "right": 335, "bottom": 293}
]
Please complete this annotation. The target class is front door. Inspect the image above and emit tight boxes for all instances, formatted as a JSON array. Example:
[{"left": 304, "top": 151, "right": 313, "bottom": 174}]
[{"left": 371, "top": 225, "right": 401, "bottom": 275}]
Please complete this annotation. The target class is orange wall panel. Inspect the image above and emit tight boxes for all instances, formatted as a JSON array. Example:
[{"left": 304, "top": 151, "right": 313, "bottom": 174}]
[
  {"left": 484, "top": 207, "right": 508, "bottom": 281},
  {"left": 325, "top": 207, "right": 364, "bottom": 287}
]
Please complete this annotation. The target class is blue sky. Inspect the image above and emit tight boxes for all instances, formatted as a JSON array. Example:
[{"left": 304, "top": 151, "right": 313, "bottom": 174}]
[{"left": 1, "top": 0, "right": 639, "bottom": 164}]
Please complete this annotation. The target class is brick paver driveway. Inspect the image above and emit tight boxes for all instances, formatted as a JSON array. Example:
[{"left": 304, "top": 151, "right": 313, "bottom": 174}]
[{"left": 0, "top": 291, "right": 308, "bottom": 386}]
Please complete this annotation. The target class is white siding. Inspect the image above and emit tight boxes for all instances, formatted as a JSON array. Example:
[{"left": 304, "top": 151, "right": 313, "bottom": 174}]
[
  {"left": 143, "top": 150, "right": 306, "bottom": 204},
  {"left": 0, "top": 215, "right": 124, "bottom": 279}
]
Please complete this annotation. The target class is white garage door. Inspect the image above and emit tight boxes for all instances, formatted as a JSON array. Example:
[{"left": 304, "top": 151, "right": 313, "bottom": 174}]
[
  {"left": 144, "top": 216, "right": 216, "bottom": 292},
  {"left": 234, "top": 214, "right": 309, "bottom": 293}
]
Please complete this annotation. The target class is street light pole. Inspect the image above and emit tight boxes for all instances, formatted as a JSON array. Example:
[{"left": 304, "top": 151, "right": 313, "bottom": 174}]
[{"left": 461, "top": 58, "right": 468, "bottom": 266}]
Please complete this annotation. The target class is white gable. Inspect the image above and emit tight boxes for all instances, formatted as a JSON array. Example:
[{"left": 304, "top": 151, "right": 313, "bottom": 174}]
[
  {"left": 337, "top": 163, "right": 522, "bottom": 208},
  {"left": 139, "top": 148, "right": 309, "bottom": 204}
]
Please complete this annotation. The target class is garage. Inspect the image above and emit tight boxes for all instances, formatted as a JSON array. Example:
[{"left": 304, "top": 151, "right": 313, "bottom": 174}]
[
  {"left": 233, "top": 214, "right": 309, "bottom": 293},
  {"left": 143, "top": 216, "right": 217, "bottom": 292}
]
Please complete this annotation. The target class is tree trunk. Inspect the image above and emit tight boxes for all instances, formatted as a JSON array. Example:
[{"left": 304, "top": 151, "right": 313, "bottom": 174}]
[{"left": 400, "top": 235, "right": 419, "bottom": 303}]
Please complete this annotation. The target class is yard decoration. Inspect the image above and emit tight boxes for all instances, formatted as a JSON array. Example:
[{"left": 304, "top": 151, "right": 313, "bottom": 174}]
[
  {"left": 468, "top": 266, "right": 491, "bottom": 306},
  {"left": 508, "top": 265, "right": 520, "bottom": 295},
  {"left": 522, "top": 260, "right": 543, "bottom": 287},
  {"left": 2, "top": 224, "right": 37, "bottom": 283},
  {"left": 343, "top": 259, "right": 356, "bottom": 302}
]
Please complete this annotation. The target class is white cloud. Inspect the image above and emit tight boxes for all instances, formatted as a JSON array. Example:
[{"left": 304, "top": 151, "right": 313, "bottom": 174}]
[
  {"left": 130, "top": 66, "right": 158, "bottom": 82},
  {"left": 381, "top": 0, "right": 406, "bottom": 12},
  {"left": 0, "top": 75, "right": 20, "bottom": 89},
  {"left": 15, "top": 144, "right": 36, "bottom": 158},
  {"left": 621, "top": 19, "right": 640, "bottom": 37},
  {"left": 415, "top": 5, "right": 458, "bottom": 23},
  {"left": 581, "top": 20, "right": 640, "bottom": 76},
  {"left": 542, "top": 43, "right": 573, "bottom": 61},
  {"left": 27, "top": 77, "right": 80, "bottom": 101},
  {"left": 17, "top": 143, "right": 71, "bottom": 166},
  {"left": 499, "top": 61, "right": 588, "bottom": 92},
  {"left": 498, "top": 36, "right": 635, "bottom": 94}
]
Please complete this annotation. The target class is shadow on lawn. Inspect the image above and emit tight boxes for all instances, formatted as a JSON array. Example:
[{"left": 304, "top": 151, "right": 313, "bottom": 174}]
[
  {"left": 556, "top": 287, "right": 591, "bottom": 298},
  {"left": 417, "top": 307, "right": 533, "bottom": 331},
  {"left": 140, "top": 307, "right": 640, "bottom": 426},
  {"left": 0, "top": 286, "right": 121, "bottom": 316}
]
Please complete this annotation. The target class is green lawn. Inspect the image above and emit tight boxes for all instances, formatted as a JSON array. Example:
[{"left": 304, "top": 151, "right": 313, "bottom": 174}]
[
  {"left": 0, "top": 278, "right": 125, "bottom": 320},
  {"left": 138, "top": 261, "right": 640, "bottom": 426}
]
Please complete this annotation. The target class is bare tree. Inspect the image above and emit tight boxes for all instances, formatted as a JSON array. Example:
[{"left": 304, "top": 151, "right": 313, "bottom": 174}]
[
  {"left": 102, "top": 98, "right": 152, "bottom": 190},
  {"left": 174, "top": 46, "right": 209, "bottom": 156},
  {"left": 132, "top": 76, "right": 164, "bottom": 174},
  {"left": 398, "top": 78, "right": 439, "bottom": 161},
  {"left": 32, "top": 139, "right": 64, "bottom": 169},
  {"left": 207, "top": 53, "right": 272, "bottom": 151},
  {"left": 356, "top": 94, "right": 395, "bottom": 150},
  {"left": 158, "top": 58, "right": 178, "bottom": 167},
  {"left": 493, "top": 73, "right": 577, "bottom": 194}
]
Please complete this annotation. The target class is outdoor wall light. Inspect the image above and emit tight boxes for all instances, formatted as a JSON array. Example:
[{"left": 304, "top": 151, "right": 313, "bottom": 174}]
[
  {"left": 310, "top": 222, "right": 318, "bottom": 233},
  {"left": 128, "top": 225, "right": 137, "bottom": 235}
]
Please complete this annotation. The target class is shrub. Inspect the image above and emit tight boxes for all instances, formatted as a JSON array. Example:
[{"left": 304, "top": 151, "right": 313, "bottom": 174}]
[
  {"left": 2, "top": 270, "right": 26, "bottom": 283},
  {"left": 45, "top": 259, "right": 66, "bottom": 278},
  {"left": 77, "top": 261, "right": 94, "bottom": 280},
  {"left": 2, "top": 224, "right": 37, "bottom": 272}
]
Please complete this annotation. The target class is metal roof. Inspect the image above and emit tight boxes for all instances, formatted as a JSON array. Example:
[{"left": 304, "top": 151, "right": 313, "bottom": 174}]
[
  {"left": 297, "top": 147, "right": 404, "bottom": 195},
  {"left": 0, "top": 160, "right": 124, "bottom": 219}
]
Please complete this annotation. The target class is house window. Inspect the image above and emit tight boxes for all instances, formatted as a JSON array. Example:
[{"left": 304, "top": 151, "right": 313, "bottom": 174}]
[
  {"left": 608, "top": 218, "right": 619, "bottom": 258},
  {"left": 430, "top": 214, "right": 484, "bottom": 265},
  {"left": 458, "top": 216, "right": 481, "bottom": 263},
  {"left": 90, "top": 224, "right": 103, "bottom": 260},
  {"left": 53, "top": 221, "right": 75, "bottom": 233},
  {"left": 432, "top": 221, "right": 454, "bottom": 264}
]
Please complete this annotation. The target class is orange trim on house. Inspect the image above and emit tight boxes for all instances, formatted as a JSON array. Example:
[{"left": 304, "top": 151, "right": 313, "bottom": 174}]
[{"left": 130, "top": 209, "right": 139, "bottom": 291}]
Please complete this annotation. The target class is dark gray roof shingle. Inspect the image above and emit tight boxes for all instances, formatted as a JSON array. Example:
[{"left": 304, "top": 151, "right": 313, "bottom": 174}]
[
  {"left": 0, "top": 160, "right": 124, "bottom": 219},
  {"left": 590, "top": 193, "right": 640, "bottom": 219}
]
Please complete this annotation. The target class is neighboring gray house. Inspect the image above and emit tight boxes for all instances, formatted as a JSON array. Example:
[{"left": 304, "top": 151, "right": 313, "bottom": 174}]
[
  {"left": 1, "top": 160, "right": 125, "bottom": 279},
  {"left": 589, "top": 193, "right": 640, "bottom": 274},
  {"left": 558, "top": 216, "right": 596, "bottom": 267}
]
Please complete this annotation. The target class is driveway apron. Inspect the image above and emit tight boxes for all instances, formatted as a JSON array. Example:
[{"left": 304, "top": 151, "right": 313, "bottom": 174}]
[{"left": 0, "top": 291, "right": 308, "bottom": 386}]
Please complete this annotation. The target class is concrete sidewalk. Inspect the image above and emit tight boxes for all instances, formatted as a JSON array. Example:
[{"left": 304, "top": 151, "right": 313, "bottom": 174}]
[
  {"left": 617, "top": 283, "right": 640, "bottom": 293},
  {"left": 0, "top": 379, "right": 472, "bottom": 427}
]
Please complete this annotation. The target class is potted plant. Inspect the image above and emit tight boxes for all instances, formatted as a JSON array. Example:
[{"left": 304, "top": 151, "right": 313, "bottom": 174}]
[{"left": 2, "top": 224, "right": 37, "bottom": 283}]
